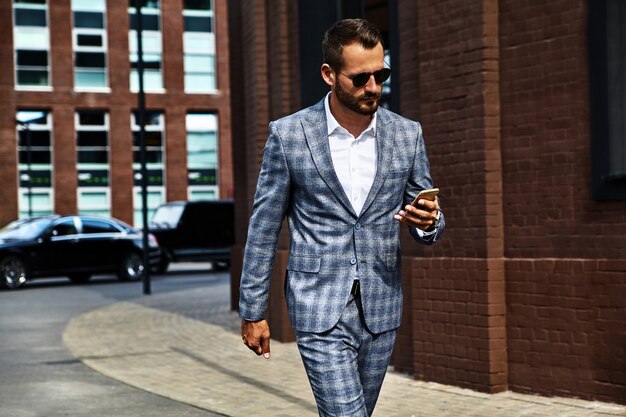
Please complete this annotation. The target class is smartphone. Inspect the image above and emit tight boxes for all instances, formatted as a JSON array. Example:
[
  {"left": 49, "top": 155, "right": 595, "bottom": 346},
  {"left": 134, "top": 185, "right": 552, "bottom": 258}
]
[{"left": 410, "top": 188, "right": 439, "bottom": 207}]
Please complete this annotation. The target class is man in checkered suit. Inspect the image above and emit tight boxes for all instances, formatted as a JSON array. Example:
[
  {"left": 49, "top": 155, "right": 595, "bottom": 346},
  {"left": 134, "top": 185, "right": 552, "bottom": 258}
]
[{"left": 240, "top": 18, "right": 445, "bottom": 417}]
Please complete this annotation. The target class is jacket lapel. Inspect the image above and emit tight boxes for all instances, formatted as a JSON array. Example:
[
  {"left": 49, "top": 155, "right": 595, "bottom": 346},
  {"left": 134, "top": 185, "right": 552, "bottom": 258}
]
[
  {"left": 302, "top": 101, "right": 357, "bottom": 218},
  {"left": 359, "top": 108, "right": 396, "bottom": 217}
]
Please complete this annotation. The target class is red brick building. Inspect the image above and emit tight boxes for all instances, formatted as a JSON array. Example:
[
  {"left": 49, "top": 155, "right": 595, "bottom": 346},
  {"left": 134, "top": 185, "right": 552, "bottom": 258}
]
[
  {"left": 228, "top": 0, "right": 626, "bottom": 405},
  {"left": 0, "top": 0, "right": 232, "bottom": 227}
]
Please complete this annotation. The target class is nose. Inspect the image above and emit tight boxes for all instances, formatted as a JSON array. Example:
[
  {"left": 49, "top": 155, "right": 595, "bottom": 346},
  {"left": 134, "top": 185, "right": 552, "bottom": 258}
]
[{"left": 363, "top": 74, "right": 379, "bottom": 92}]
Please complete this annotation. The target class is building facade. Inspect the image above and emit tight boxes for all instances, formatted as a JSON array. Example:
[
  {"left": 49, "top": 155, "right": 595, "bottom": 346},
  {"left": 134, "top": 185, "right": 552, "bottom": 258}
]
[
  {"left": 228, "top": 0, "right": 626, "bottom": 405},
  {"left": 0, "top": 0, "right": 232, "bottom": 227}
]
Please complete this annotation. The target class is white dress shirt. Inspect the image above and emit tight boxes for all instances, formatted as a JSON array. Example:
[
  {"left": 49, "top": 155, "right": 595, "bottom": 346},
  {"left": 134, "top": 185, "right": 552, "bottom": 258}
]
[
  {"left": 324, "top": 93, "right": 436, "bottom": 237},
  {"left": 325, "top": 93, "right": 377, "bottom": 215}
]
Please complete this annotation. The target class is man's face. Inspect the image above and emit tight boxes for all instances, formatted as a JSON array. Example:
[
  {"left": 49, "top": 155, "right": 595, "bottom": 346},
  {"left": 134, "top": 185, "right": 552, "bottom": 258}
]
[{"left": 334, "top": 42, "right": 385, "bottom": 116}]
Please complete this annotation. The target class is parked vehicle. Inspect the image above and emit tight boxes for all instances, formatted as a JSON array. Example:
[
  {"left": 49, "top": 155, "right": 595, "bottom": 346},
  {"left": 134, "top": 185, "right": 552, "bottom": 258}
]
[
  {"left": 0, "top": 215, "right": 161, "bottom": 289},
  {"left": 149, "top": 200, "right": 234, "bottom": 272}
]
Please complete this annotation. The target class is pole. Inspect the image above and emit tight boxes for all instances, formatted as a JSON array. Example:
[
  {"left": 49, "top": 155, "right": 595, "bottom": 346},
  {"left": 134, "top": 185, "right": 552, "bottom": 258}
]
[
  {"left": 25, "top": 124, "right": 33, "bottom": 218},
  {"left": 134, "top": 0, "right": 151, "bottom": 295}
]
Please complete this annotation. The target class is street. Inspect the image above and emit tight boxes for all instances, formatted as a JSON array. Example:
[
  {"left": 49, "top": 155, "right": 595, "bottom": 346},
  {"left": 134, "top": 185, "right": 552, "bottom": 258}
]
[{"left": 0, "top": 265, "right": 227, "bottom": 417}]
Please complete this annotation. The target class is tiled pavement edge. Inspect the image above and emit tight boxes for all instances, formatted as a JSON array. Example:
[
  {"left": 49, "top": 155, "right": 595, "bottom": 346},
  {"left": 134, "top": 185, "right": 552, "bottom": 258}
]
[{"left": 63, "top": 286, "right": 626, "bottom": 417}]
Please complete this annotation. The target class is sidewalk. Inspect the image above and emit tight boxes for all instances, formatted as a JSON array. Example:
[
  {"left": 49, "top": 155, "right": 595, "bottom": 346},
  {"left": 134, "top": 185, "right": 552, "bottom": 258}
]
[{"left": 63, "top": 270, "right": 625, "bottom": 417}]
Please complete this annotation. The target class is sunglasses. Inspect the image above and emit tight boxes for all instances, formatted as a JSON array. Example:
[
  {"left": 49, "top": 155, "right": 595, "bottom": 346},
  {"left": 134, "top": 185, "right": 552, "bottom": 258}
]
[{"left": 338, "top": 68, "right": 392, "bottom": 88}]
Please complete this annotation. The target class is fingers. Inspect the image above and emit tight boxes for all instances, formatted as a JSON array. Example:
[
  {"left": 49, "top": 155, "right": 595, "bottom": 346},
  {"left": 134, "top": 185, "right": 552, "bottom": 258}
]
[
  {"left": 241, "top": 319, "right": 271, "bottom": 359},
  {"left": 261, "top": 336, "right": 271, "bottom": 359},
  {"left": 394, "top": 202, "right": 438, "bottom": 230}
]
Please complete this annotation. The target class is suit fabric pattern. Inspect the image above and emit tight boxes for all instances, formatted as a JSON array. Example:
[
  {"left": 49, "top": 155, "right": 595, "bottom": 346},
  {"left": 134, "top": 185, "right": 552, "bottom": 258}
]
[{"left": 239, "top": 99, "right": 445, "bottom": 334}]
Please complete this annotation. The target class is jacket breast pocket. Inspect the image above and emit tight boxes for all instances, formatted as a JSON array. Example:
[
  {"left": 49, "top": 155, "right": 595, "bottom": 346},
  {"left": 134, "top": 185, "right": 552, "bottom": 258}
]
[{"left": 287, "top": 255, "right": 321, "bottom": 273}]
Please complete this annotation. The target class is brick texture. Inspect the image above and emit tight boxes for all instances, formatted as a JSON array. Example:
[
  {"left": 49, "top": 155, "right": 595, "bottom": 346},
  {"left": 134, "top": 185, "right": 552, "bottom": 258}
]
[{"left": 227, "top": 0, "right": 626, "bottom": 405}]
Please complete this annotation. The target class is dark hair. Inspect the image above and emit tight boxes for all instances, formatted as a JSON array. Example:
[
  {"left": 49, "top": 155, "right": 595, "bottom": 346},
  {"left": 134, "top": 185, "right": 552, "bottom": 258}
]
[{"left": 322, "top": 19, "right": 383, "bottom": 72}]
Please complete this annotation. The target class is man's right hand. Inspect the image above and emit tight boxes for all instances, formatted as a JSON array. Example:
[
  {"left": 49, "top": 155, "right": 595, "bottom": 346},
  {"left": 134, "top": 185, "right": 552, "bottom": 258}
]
[{"left": 241, "top": 319, "right": 271, "bottom": 359}]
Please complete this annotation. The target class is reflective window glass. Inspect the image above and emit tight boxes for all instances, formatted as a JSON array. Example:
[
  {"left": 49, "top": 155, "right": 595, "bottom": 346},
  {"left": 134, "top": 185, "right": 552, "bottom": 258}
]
[
  {"left": 17, "top": 70, "right": 48, "bottom": 86},
  {"left": 82, "top": 219, "right": 118, "bottom": 233},
  {"left": 78, "top": 112, "right": 106, "bottom": 126},
  {"left": 184, "top": 0, "right": 211, "bottom": 10},
  {"left": 184, "top": 74, "right": 215, "bottom": 92},
  {"left": 13, "top": 28, "right": 49, "bottom": 49},
  {"left": 128, "top": 14, "right": 160, "bottom": 31},
  {"left": 75, "top": 52, "right": 106, "bottom": 68},
  {"left": 71, "top": 0, "right": 105, "bottom": 11},
  {"left": 19, "top": 150, "right": 51, "bottom": 164},
  {"left": 184, "top": 54, "right": 212, "bottom": 70},
  {"left": 77, "top": 34, "right": 103, "bottom": 47},
  {"left": 74, "top": 11, "right": 104, "bottom": 28},
  {"left": 14, "top": 8, "right": 46, "bottom": 26},
  {"left": 75, "top": 71, "right": 106, "bottom": 88},
  {"left": 77, "top": 131, "right": 107, "bottom": 147},
  {"left": 78, "top": 150, "right": 108, "bottom": 164},
  {"left": 18, "top": 130, "right": 51, "bottom": 147},
  {"left": 16, "top": 50, "right": 47, "bottom": 66},
  {"left": 184, "top": 16, "right": 211, "bottom": 32}
]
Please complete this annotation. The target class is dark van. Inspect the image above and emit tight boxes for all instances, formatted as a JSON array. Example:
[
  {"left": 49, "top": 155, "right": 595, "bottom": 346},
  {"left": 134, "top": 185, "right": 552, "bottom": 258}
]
[{"left": 149, "top": 200, "right": 234, "bottom": 272}]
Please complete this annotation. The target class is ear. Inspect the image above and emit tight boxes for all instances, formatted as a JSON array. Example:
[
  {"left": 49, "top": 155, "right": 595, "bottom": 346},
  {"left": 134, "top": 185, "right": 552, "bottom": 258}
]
[{"left": 320, "top": 64, "right": 335, "bottom": 88}]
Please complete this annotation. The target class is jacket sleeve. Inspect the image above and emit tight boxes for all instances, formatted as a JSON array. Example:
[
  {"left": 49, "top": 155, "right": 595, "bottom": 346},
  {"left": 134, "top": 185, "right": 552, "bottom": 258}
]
[
  {"left": 239, "top": 122, "right": 291, "bottom": 321},
  {"left": 405, "top": 121, "right": 445, "bottom": 245}
]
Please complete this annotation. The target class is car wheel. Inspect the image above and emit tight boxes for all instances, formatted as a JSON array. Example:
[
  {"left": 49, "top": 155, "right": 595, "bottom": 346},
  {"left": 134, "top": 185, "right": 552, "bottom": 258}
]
[
  {"left": 68, "top": 273, "right": 91, "bottom": 284},
  {"left": 0, "top": 256, "right": 28, "bottom": 289},
  {"left": 118, "top": 252, "right": 145, "bottom": 281}
]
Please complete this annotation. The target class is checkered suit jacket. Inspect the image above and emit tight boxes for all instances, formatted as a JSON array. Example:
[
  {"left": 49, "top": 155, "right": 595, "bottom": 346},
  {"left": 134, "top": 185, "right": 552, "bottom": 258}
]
[{"left": 239, "top": 99, "right": 445, "bottom": 334}]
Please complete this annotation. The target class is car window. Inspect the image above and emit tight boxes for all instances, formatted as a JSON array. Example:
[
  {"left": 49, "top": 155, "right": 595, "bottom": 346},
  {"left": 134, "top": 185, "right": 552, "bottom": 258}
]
[
  {"left": 52, "top": 221, "right": 78, "bottom": 237},
  {"left": 82, "top": 219, "right": 120, "bottom": 234},
  {"left": 150, "top": 205, "right": 184, "bottom": 228},
  {"left": 0, "top": 218, "right": 53, "bottom": 240}
]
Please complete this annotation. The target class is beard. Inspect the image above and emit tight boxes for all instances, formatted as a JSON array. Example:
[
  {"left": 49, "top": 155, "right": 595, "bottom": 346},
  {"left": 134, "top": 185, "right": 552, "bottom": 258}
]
[{"left": 334, "top": 81, "right": 380, "bottom": 116}]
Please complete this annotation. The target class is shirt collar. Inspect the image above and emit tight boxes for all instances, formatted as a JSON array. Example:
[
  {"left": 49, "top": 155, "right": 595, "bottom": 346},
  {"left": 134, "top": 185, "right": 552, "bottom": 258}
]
[{"left": 324, "top": 92, "right": 377, "bottom": 137}]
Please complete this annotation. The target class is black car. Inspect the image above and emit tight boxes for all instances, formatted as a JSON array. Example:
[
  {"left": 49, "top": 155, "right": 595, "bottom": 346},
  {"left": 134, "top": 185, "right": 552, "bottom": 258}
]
[
  {"left": 0, "top": 215, "right": 161, "bottom": 289},
  {"left": 149, "top": 200, "right": 234, "bottom": 272}
]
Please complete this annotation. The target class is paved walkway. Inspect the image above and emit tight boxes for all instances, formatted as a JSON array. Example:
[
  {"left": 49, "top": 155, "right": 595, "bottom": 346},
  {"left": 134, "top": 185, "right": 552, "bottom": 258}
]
[{"left": 63, "top": 271, "right": 625, "bottom": 417}]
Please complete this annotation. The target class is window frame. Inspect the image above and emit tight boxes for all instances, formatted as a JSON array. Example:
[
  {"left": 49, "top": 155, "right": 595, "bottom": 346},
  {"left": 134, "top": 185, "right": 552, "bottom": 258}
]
[
  {"left": 588, "top": 0, "right": 626, "bottom": 200},
  {"left": 13, "top": 1, "right": 52, "bottom": 90}
]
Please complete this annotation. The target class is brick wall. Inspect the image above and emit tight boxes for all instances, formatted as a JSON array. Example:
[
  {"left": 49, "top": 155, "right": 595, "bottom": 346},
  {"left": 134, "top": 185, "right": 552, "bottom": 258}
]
[
  {"left": 400, "top": 0, "right": 507, "bottom": 393},
  {"left": 229, "top": 0, "right": 626, "bottom": 404},
  {"left": 499, "top": 0, "right": 626, "bottom": 402}
]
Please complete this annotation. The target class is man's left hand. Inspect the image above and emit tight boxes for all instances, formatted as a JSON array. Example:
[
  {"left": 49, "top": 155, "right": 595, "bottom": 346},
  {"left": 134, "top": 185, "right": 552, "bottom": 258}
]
[{"left": 394, "top": 198, "right": 439, "bottom": 231}]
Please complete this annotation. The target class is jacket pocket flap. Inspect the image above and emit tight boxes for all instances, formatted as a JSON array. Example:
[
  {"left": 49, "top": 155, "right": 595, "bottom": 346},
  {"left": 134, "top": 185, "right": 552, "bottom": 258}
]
[{"left": 287, "top": 255, "right": 321, "bottom": 273}]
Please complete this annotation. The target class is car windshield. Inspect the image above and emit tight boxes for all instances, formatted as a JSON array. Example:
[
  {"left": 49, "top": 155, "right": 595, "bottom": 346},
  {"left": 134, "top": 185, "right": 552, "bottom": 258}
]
[
  {"left": 150, "top": 205, "right": 184, "bottom": 228},
  {"left": 0, "top": 218, "right": 54, "bottom": 240}
]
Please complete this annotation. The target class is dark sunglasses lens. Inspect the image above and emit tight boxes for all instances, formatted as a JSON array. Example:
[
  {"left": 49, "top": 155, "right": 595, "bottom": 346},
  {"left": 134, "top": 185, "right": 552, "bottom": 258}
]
[
  {"left": 374, "top": 68, "right": 392, "bottom": 84},
  {"left": 352, "top": 73, "right": 371, "bottom": 87},
  {"left": 351, "top": 69, "right": 392, "bottom": 87}
]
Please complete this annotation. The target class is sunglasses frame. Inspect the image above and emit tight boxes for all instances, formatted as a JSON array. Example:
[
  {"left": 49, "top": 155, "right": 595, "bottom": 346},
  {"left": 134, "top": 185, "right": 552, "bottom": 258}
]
[{"left": 338, "top": 67, "right": 392, "bottom": 88}]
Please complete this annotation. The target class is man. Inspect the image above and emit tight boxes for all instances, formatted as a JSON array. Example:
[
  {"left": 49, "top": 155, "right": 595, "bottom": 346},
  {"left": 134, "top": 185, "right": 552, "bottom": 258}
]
[{"left": 239, "top": 18, "right": 445, "bottom": 417}]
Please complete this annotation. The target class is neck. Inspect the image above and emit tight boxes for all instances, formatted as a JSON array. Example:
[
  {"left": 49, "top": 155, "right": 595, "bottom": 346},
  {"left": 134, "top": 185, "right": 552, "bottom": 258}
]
[{"left": 329, "top": 93, "right": 372, "bottom": 138}]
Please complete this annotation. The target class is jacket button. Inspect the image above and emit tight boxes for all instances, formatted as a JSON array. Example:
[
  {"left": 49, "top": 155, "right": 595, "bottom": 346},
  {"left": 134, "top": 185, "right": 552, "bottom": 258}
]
[
  {"left": 350, "top": 258, "right": 357, "bottom": 265},
  {"left": 355, "top": 223, "right": 361, "bottom": 230}
]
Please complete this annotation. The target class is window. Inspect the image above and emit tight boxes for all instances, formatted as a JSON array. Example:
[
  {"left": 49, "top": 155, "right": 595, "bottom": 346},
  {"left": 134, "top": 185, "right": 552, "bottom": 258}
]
[
  {"left": 183, "top": 0, "right": 216, "bottom": 93},
  {"left": 51, "top": 220, "right": 78, "bottom": 237},
  {"left": 13, "top": 0, "right": 50, "bottom": 88},
  {"left": 186, "top": 113, "right": 218, "bottom": 200},
  {"left": 72, "top": 0, "right": 108, "bottom": 90},
  {"left": 82, "top": 219, "right": 119, "bottom": 234},
  {"left": 128, "top": 1, "right": 163, "bottom": 92},
  {"left": 131, "top": 111, "right": 166, "bottom": 226},
  {"left": 76, "top": 111, "right": 110, "bottom": 216},
  {"left": 16, "top": 110, "right": 54, "bottom": 218},
  {"left": 589, "top": 0, "right": 626, "bottom": 200}
]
